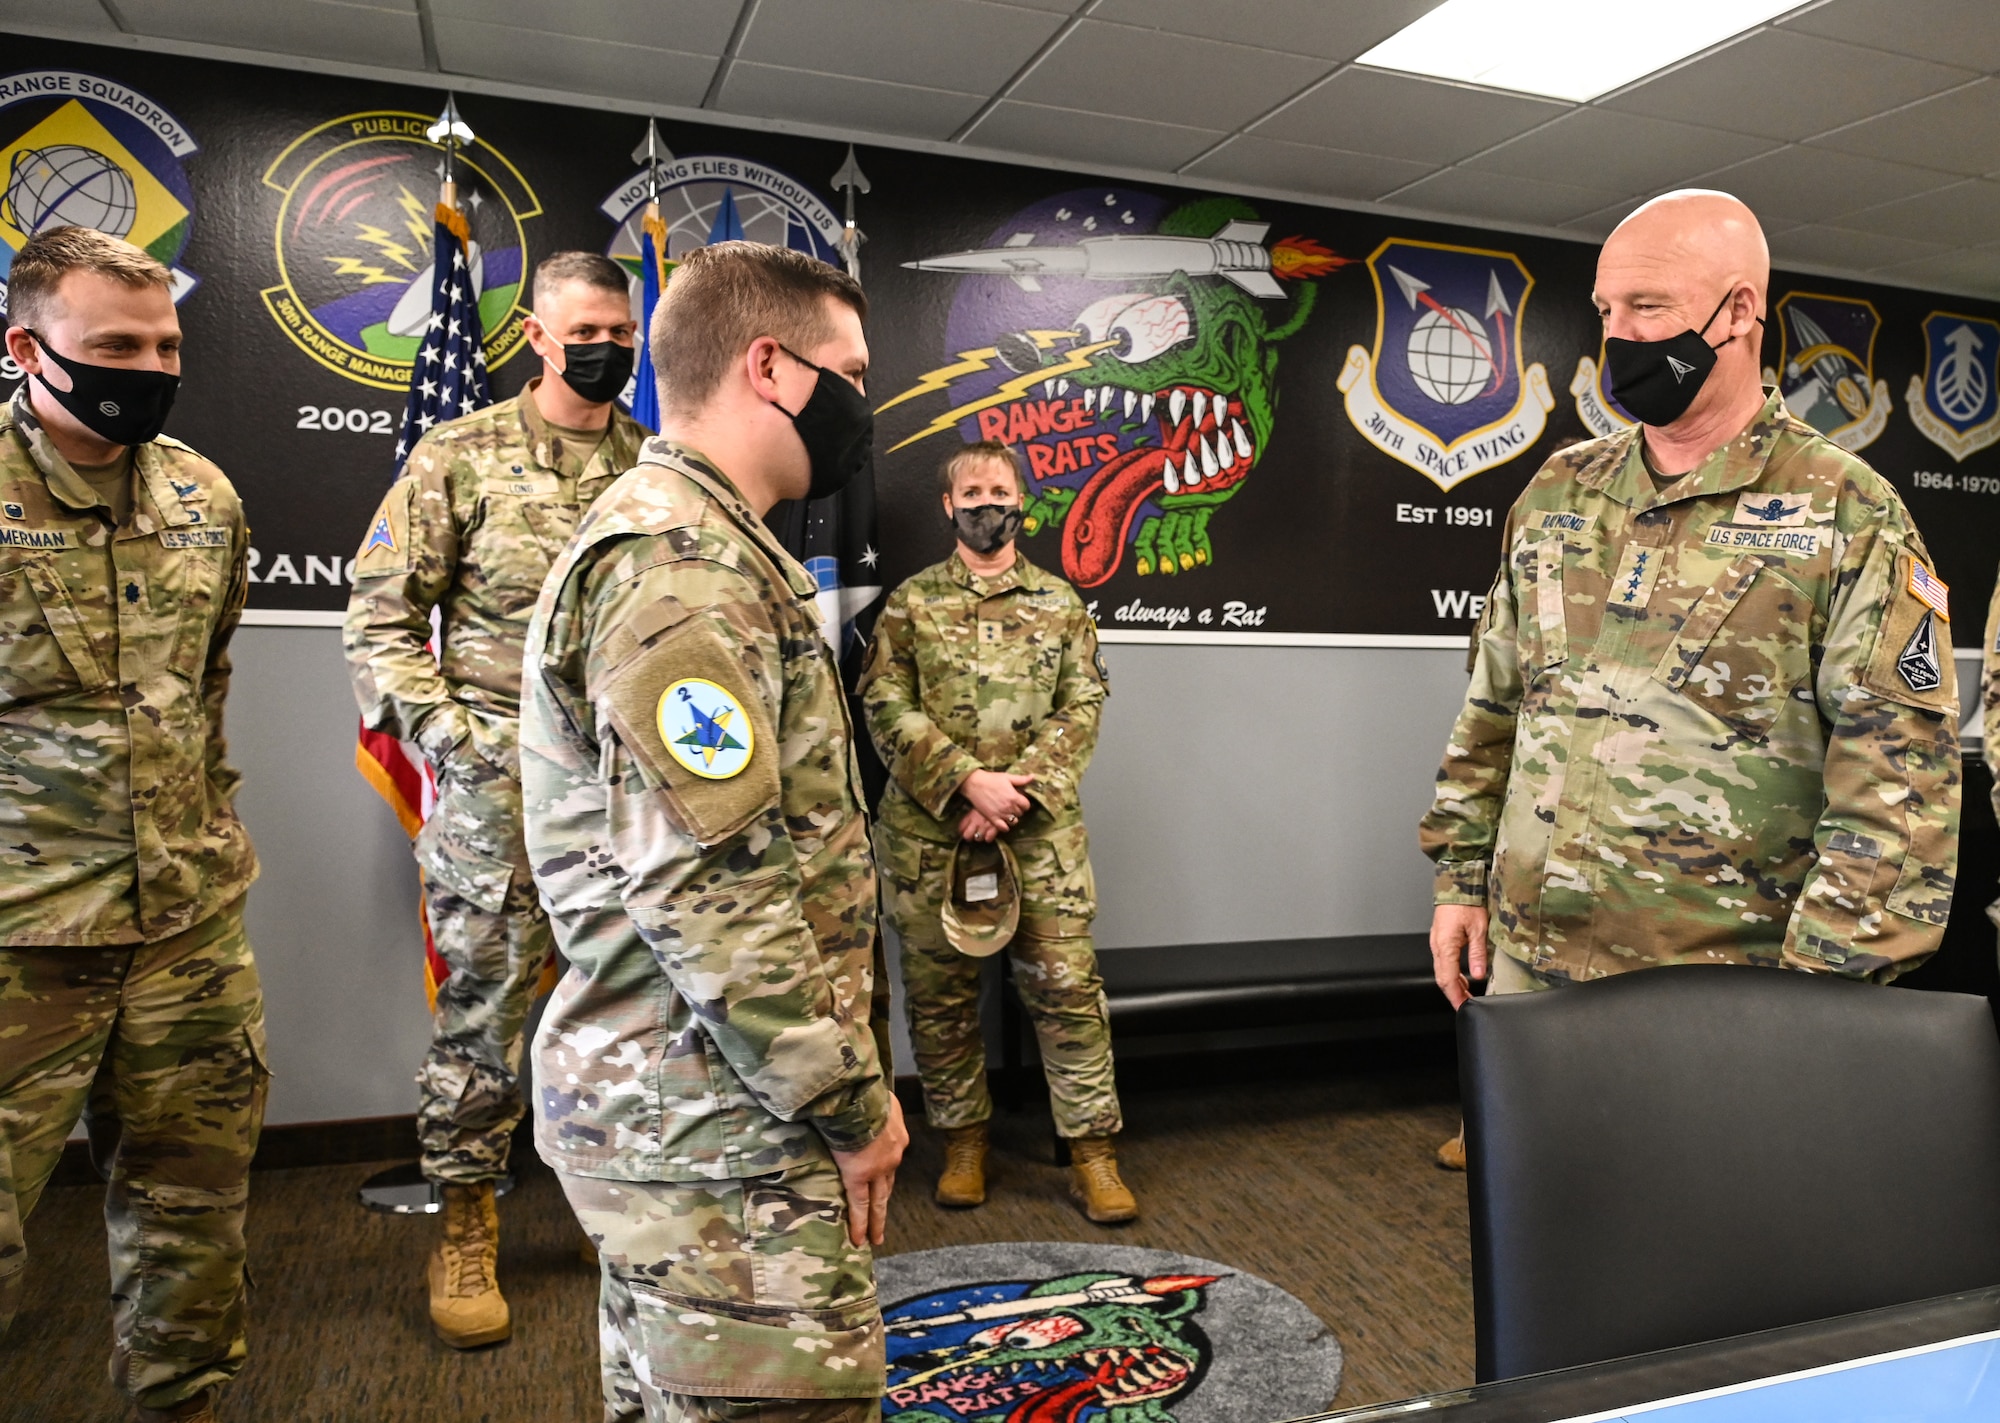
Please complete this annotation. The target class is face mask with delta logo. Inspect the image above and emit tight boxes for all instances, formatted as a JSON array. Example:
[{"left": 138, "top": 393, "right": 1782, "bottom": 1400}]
[
  {"left": 1603, "top": 291, "right": 1764, "bottom": 428},
  {"left": 25, "top": 330, "right": 180, "bottom": 447}
]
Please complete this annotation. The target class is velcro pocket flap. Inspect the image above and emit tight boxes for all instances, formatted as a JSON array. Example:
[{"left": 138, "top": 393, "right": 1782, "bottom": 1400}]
[
  {"left": 416, "top": 818, "right": 516, "bottom": 915},
  {"left": 597, "top": 610, "right": 779, "bottom": 847},
  {"left": 631, "top": 1281, "right": 884, "bottom": 1399},
  {"left": 1653, "top": 557, "right": 1812, "bottom": 742},
  {"left": 1860, "top": 550, "right": 1957, "bottom": 714},
  {"left": 21, "top": 558, "right": 108, "bottom": 688}
]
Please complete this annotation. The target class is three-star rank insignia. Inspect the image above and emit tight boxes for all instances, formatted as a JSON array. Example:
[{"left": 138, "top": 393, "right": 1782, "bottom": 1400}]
[
  {"left": 363, "top": 514, "right": 398, "bottom": 555},
  {"left": 658, "top": 677, "right": 754, "bottom": 780}
]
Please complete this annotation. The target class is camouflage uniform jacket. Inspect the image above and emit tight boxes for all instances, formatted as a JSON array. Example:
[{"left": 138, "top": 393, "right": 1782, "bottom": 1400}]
[
  {"left": 343, "top": 380, "right": 646, "bottom": 776},
  {"left": 520, "top": 439, "right": 890, "bottom": 1182},
  {"left": 858, "top": 551, "right": 1107, "bottom": 846},
  {"left": 0, "top": 385, "right": 256, "bottom": 945},
  {"left": 1981, "top": 572, "right": 2000, "bottom": 813},
  {"left": 1420, "top": 389, "right": 1960, "bottom": 982}
]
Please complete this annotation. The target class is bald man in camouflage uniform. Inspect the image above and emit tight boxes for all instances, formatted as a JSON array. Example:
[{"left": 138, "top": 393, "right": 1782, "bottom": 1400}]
[
  {"left": 0, "top": 228, "right": 261, "bottom": 1423},
  {"left": 860, "top": 440, "right": 1134, "bottom": 1224},
  {"left": 521, "top": 240, "right": 903, "bottom": 1422},
  {"left": 344, "top": 252, "right": 644, "bottom": 1346},
  {"left": 1422, "top": 194, "right": 1959, "bottom": 1153}
]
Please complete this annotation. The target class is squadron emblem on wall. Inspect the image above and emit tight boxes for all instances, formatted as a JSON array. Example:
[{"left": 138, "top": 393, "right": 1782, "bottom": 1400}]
[
  {"left": 1767, "top": 292, "right": 1891, "bottom": 451},
  {"left": 1339, "top": 238, "right": 1553, "bottom": 491},
  {"left": 1907, "top": 311, "right": 2000, "bottom": 462},
  {"left": 0, "top": 68, "right": 200, "bottom": 314},
  {"left": 259, "top": 110, "right": 539, "bottom": 390}
]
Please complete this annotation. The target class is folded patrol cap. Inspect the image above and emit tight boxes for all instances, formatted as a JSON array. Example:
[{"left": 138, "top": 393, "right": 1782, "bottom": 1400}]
[{"left": 942, "top": 839, "right": 1021, "bottom": 958}]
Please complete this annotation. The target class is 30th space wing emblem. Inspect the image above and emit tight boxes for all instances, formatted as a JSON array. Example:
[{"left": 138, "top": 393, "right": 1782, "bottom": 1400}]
[
  {"left": 1767, "top": 292, "right": 1891, "bottom": 451},
  {"left": 1907, "top": 311, "right": 2000, "bottom": 463},
  {"left": 1339, "top": 238, "right": 1553, "bottom": 492}
]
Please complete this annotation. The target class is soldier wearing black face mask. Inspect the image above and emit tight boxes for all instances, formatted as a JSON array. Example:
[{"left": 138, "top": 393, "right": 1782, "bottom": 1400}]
[
  {"left": 859, "top": 440, "right": 1134, "bottom": 1225},
  {"left": 342, "top": 249, "right": 645, "bottom": 1349}
]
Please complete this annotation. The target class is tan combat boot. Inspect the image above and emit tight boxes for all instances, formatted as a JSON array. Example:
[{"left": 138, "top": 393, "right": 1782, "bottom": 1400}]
[
  {"left": 1437, "top": 1124, "right": 1467, "bottom": 1171},
  {"left": 427, "top": 1182, "right": 511, "bottom": 1348},
  {"left": 134, "top": 1388, "right": 216, "bottom": 1421},
  {"left": 935, "top": 1123, "right": 989, "bottom": 1207},
  {"left": 1067, "top": 1136, "right": 1139, "bottom": 1223}
]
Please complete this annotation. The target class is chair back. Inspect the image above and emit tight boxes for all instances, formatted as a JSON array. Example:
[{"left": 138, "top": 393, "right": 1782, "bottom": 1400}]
[{"left": 1461, "top": 966, "right": 2000, "bottom": 1381}]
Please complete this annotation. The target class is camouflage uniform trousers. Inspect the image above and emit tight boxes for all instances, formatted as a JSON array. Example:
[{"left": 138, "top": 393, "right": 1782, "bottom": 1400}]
[
  {"left": 0, "top": 898, "right": 266, "bottom": 1411},
  {"left": 560, "top": 1155, "right": 884, "bottom": 1423},
  {"left": 877, "top": 826, "right": 1121, "bottom": 1139},
  {"left": 417, "top": 741, "right": 553, "bottom": 1184}
]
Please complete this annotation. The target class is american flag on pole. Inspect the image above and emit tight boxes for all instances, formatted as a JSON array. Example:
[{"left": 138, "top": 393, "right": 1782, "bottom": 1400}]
[
  {"left": 628, "top": 204, "right": 668, "bottom": 433},
  {"left": 354, "top": 183, "right": 491, "bottom": 1008}
]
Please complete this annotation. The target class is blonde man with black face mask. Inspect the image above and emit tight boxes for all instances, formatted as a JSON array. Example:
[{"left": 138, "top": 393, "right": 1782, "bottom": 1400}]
[
  {"left": 0, "top": 226, "right": 260, "bottom": 1423},
  {"left": 860, "top": 440, "right": 1134, "bottom": 1223}
]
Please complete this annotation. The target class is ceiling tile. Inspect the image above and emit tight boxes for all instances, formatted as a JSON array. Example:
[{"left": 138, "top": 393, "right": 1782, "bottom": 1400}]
[
  {"left": 111, "top": 0, "right": 425, "bottom": 68},
  {"left": 1389, "top": 167, "right": 1623, "bottom": 227},
  {"left": 1558, "top": 203, "right": 1634, "bottom": 240},
  {"left": 1700, "top": 145, "right": 1960, "bottom": 223},
  {"left": 1466, "top": 109, "right": 1775, "bottom": 194},
  {"left": 1256, "top": 67, "right": 1564, "bottom": 166},
  {"left": 1008, "top": 20, "right": 1331, "bottom": 133},
  {"left": 1765, "top": 224, "right": 1951, "bottom": 271},
  {"left": 1088, "top": 0, "right": 1440, "bottom": 63},
  {"left": 1809, "top": 79, "right": 2000, "bottom": 177},
  {"left": 740, "top": 0, "right": 1065, "bottom": 93},
  {"left": 1836, "top": 179, "right": 2000, "bottom": 246},
  {"left": 1870, "top": 249, "right": 2000, "bottom": 300},
  {"left": 433, "top": 17, "right": 715, "bottom": 106},
  {"left": 1, "top": 0, "right": 120, "bottom": 32},
  {"left": 964, "top": 100, "right": 1225, "bottom": 172},
  {"left": 1606, "top": 29, "right": 1976, "bottom": 142},
  {"left": 1182, "top": 134, "right": 1434, "bottom": 202},
  {"left": 1781, "top": 0, "right": 2000, "bottom": 74},
  {"left": 429, "top": 0, "right": 740, "bottom": 53},
  {"left": 718, "top": 63, "right": 985, "bottom": 141}
]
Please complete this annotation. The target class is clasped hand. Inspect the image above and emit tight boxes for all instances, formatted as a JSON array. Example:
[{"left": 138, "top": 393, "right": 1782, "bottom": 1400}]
[{"left": 956, "top": 768, "right": 1036, "bottom": 842}]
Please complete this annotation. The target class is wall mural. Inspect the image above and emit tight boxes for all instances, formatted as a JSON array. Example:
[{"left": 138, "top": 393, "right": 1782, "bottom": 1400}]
[{"left": 3, "top": 35, "right": 1998, "bottom": 646}]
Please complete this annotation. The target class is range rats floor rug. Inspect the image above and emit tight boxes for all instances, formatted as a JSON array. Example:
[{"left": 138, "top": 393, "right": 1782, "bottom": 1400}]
[{"left": 876, "top": 1242, "right": 1344, "bottom": 1423}]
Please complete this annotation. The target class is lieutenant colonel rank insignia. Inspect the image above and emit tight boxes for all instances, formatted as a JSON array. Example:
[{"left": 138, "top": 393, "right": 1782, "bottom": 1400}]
[
  {"left": 658, "top": 678, "right": 754, "bottom": 780},
  {"left": 363, "top": 515, "right": 398, "bottom": 555}
]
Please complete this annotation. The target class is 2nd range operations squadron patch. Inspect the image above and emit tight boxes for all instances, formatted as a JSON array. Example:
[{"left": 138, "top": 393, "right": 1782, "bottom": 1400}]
[{"left": 657, "top": 677, "right": 754, "bottom": 780}]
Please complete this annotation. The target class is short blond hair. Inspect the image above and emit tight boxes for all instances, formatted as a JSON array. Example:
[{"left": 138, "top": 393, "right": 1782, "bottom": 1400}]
[
  {"left": 6, "top": 226, "right": 171, "bottom": 331},
  {"left": 650, "top": 241, "right": 866, "bottom": 420},
  {"left": 939, "top": 440, "right": 1023, "bottom": 497}
]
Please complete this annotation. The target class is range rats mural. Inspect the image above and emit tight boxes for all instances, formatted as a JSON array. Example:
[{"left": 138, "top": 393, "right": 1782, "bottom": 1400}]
[{"left": 4, "top": 34, "right": 1999, "bottom": 645}]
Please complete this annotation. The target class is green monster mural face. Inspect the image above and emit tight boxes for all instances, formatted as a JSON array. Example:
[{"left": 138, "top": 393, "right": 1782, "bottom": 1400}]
[
  {"left": 885, "top": 1271, "right": 1218, "bottom": 1423},
  {"left": 884, "top": 192, "right": 1348, "bottom": 586}
]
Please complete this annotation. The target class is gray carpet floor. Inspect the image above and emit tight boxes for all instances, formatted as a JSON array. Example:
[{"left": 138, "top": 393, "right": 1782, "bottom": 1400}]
[{"left": 2, "top": 1041, "right": 1470, "bottom": 1422}]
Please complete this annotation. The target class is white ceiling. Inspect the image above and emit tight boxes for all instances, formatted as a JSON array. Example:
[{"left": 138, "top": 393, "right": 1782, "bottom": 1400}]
[{"left": 13, "top": 0, "right": 2000, "bottom": 298}]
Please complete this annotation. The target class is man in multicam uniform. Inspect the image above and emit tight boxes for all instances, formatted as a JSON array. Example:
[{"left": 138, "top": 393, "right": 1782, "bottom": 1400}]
[
  {"left": 0, "top": 228, "right": 261, "bottom": 1423},
  {"left": 520, "top": 240, "right": 907, "bottom": 1423},
  {"left": 1423, "top": 191, "right": 1960, "bottom": 1169},
  {"left": 343, "top": 251, "right": 644, "bottom": 1347},
  {"left": 859, "top": 439, "right": 1135, "bottom": 1224}
]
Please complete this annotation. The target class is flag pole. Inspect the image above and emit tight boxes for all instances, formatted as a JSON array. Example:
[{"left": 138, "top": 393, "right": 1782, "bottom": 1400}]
[
  {"left": 830, "top": 145, "right": 869, "bottom": 282},
  {"left": 629, "top": 119, "right": 674, "bottom": 432}
]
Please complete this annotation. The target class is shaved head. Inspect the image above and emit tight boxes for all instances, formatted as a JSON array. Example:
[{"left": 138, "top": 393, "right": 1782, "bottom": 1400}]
[{"left": 1594, "top": 189, "right": 1772, "bottom": 444}]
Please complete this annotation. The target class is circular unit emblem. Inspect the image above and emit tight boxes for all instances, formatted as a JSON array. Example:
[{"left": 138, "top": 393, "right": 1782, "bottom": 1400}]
[
  {"left": 0, "top": 69, "right": 203, "bottom": 318},
  {"left": 259, "top": 111, "right": 540, "bottom": 390},
  {"left": 657, "top": 676, "right": 754, "bottom": 780}
]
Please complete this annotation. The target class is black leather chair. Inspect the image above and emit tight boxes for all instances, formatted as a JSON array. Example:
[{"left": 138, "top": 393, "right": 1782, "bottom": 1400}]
[{"left": 1460, "top": 965, "right": 2000, "bottom": 1382}]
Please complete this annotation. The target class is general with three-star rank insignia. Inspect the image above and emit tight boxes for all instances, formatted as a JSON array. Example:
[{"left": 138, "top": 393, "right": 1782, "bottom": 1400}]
[{"left": 1422, "top": 387, "right": 1961, "bottom": 985}]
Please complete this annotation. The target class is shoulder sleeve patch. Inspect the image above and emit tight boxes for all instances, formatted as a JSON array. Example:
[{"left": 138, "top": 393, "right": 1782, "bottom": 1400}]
[
  {"left": 596, "top": 611, "right": 779, "bottom": 846},
  {"left": 1860, "top": 550, "right": 1957, "bottom": 714},
  {"left": 354, "top": 480, "right": 415, "bottom": 576}
]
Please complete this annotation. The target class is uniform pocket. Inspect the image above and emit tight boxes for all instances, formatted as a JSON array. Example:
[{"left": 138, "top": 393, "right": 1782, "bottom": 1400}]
[
  {"left": 873, "top": 824, "right": 925, "bottom": 889},
  {"left": 629, "top": 1279, "right": 884, "bottom": 1399},
  {"left": 1515, "top": 534, "right": 1567, "bottom": 676},
  {"left": 417, "top": 816, "right": 518, "bottom": 915},
  {"left": 0, "top": 557, "right": 106, "bottom": 707},
  {"left": 1653, "top": 558, "right": 1812, "bottom": 743},
  {"left": 1884, "top": 736, "right": 1956, "bottom": 925}
]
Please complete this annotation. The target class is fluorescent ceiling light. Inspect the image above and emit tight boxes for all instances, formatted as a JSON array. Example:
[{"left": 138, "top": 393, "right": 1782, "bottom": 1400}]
[{"left": 1356, "top": 0, "right": 1802, "bottom": 103}]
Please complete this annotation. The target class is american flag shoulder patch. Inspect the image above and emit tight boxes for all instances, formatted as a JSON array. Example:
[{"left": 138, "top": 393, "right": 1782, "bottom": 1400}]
[{"left": 1908, "top": 559, "right": 1950, "bottom": 621}]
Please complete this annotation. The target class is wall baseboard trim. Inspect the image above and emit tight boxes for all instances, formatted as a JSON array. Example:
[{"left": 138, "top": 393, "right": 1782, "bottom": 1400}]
[{"left": 52, "top": 1113, "right": 423, "bottom": 1188}]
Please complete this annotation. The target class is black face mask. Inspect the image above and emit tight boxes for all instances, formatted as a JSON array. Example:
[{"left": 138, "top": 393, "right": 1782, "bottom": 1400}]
[
  {"left": 1603, "top": 292, "right": 1762, "bottom": 428},
  {"left": 773, "top": 345, "right": 873, "bottom": 500},
  {"left": 952, "top": 503, "right": 1024, "bottom": 556},
  {"left": 26, "top": 330, "right": 179, "bottom": 447},
  {"left": 556, "top": 340, "right": 636, "bottom": 405}
]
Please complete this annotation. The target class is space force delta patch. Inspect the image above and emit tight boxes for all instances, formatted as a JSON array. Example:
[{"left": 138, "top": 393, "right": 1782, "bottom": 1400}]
[{"left": 1899, "top": 612, "right": 1943, "bottom": 693}]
